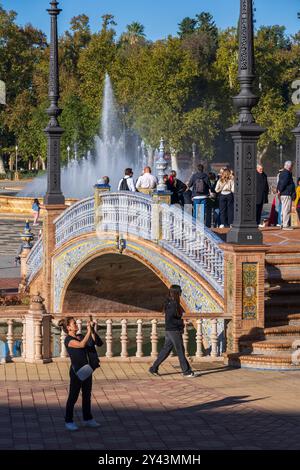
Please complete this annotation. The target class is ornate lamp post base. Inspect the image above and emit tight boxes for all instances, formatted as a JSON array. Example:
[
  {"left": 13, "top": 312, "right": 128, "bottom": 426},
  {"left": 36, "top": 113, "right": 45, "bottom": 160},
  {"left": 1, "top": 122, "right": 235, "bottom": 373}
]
[{"left": 227, "top": 123, "right": 264, "bottom": 246}]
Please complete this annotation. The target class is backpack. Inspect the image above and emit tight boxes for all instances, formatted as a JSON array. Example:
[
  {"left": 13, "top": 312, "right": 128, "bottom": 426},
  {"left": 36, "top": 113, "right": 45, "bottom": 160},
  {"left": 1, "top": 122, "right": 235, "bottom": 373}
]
[
  {"left": 119, "top": 177, "right": 129, "bottom": 191},
  {"left": 195, "top": 178, "right": 206, "bottom": 195}
]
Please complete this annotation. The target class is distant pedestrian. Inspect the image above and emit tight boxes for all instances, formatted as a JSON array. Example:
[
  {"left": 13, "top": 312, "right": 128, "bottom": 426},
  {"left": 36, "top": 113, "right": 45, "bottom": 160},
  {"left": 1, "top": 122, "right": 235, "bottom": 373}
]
[
  {"left": 168, "top": 170, "right": 187, "bottom": 206},
  {"left": 149, "top": 285, "right": 196, "bottom": 378},
  {"left": 207, "top": 172, "right": 219, "bottom": 228},
  {"left": 136, "top": 166, "right": 157, "bottom": 193},
  {"left": 256, "top": 164, "right": 269, "bottom": 227},
  {"left": 215, "top": 168, "right": 234, "bottom": 228},
  {"left": 187, "top": 164, "right": 211, "bottom": 225},
  {"left": 277, "top": 161, "right": 296, "bottom": 230},
  {"left": 32, "top": 198, "right": 41, "bottom": 226},
  {"left": 118, "top": 168, "right": 136, "bottom": 192},
  {"left": 58, "top": 316, "right": 103, "bottom": 432},
  {"left": 295, "top": 178, "right": 300, "bottom": 223}
]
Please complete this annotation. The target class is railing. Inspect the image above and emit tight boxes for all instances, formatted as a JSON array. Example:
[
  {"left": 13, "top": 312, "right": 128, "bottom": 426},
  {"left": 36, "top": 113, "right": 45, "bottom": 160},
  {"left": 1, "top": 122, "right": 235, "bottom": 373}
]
[
  {"left": 55, "top": 197, "right": 95, "bottom": 247},
  {"left": 26, "top": 238, "right": 43, "bottom": 284},
  {"left": 160, "top": 204, "right": 224, "bottom": 295},
  {"left": 0, "top": 309, "right": 27, "bottom": 362},
  {"left": 0, "top": 310, "right": 229, "bottom": 362},
  {"left": 99, "top": 192, "right": 153, "bottom": 240},
  {"left": 52, "top": 313, "right": 228, "bottom": 361}
]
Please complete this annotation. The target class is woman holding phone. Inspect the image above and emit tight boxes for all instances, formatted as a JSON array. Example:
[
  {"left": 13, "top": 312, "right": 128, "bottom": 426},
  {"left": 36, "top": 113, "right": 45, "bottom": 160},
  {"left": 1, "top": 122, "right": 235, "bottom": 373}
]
[{"left": 58, "top": 316, "right": 103, "bottom": 431}]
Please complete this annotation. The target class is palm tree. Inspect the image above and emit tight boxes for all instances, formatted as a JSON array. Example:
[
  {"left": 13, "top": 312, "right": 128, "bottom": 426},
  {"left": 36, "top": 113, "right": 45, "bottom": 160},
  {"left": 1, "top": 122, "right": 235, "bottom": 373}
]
[{"left": 122, "top": 22, "right": 146, "bottom": 46}]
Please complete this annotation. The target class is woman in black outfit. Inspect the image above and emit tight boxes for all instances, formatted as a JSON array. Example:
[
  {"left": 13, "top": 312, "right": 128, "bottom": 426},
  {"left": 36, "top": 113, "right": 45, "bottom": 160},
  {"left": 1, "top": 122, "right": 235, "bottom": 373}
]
[
  {"left": 149, "top": 285, "right": 196, "bottom": 378},
  {"left": 58, "top": 317, "right": 102, "bottom": 431}
]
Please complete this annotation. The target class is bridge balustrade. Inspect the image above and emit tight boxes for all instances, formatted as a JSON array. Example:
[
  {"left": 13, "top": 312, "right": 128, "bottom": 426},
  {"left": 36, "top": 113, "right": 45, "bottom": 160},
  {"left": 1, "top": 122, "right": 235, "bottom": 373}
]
[
  {"left": 26, "top": 238, "right": 43, "bottom": 284},
  {"left": 55, "top": 197, "right": 95, "bottom": 247},
  {"left": 52, "top": 313, "right": 228, "bottom": 361}
]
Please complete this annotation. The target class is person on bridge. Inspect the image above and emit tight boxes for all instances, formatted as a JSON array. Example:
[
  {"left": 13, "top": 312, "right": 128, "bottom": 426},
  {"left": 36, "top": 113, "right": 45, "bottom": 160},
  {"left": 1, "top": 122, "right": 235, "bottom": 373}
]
[
  {"left": 118, "top": 168, "right": 136, "bottom": 192},
  {"left": 277, "top": 161, "right": 296, "bottom": 230},
  {"left": 168, "top": 170, "right": 187, "bottom": 206},
  {"left": 58, "top": 317, "right": 103, "bottom": 431},
  {"left": 215, "top": 168, "right": 234, "bottom": 228},
  {"left": 256, "top": 164, "right": 269, "bottom": 227},
  {"left": 295, "top": 178, "right": 300, "bottom": 224},
  {"left": 149, "top": 285, "right": 196, "bottom": 378},
  {"left": 136, "top": 166, "right": 157, "bottom": 193}
]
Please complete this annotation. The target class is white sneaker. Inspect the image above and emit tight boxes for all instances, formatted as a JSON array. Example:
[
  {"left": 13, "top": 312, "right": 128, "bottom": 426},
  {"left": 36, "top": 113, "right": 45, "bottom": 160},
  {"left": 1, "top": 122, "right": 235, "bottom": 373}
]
[
  {"left": 259, "top": 224, "right": 265, "bottom": 228},
  {"left": 83, "top": 419, "right": 100, "bottom": 428},
  {"left": 219, "top": 225, "right": 225, "bottom": 229},
  {"left": 183, "top": 371, "right": 197, "bottom": 378},
  {"left": 65, "top": 422, "right": 79, "bottom": 431}
]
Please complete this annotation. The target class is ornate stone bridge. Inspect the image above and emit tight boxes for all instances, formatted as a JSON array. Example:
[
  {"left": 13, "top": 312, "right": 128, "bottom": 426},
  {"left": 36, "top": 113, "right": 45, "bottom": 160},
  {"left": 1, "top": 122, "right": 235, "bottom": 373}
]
[{"left": 26, "top": 191, "right": 225, "bottom": 316}]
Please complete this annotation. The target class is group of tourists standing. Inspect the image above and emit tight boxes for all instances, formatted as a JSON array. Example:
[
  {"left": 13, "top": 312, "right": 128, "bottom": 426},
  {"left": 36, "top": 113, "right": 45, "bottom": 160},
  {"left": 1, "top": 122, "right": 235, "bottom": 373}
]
[{"left": 114, "top": 160, "right": 300, "bottom": 229}]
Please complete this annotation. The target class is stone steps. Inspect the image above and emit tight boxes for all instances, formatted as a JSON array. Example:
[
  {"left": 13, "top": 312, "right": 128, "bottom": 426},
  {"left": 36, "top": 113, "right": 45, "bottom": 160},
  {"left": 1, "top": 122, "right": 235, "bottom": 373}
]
[
  {"left": 264, "top": 325, "right": 300, "bottom": 337},
  {"left": 228, "top": 353, "right": 300, "bottom": 370},
  {"left": 252, "top": 337, "right": 298, "bottom": 355},
  {"left": 232, "top": 272, "right": 300, "bottom": 370}
]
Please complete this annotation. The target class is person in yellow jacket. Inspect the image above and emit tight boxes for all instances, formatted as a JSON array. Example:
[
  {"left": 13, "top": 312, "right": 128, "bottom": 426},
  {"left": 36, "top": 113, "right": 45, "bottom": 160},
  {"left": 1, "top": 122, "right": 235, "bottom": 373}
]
[{"left": 295, "top": 178, "right": 300, "bottom": 223}]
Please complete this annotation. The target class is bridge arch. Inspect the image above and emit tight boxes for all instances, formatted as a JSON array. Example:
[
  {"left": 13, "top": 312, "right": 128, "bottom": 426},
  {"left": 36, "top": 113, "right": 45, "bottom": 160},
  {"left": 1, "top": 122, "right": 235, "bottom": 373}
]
[{"left": 52, "top": 234, "right": 224, "bottom": 315}]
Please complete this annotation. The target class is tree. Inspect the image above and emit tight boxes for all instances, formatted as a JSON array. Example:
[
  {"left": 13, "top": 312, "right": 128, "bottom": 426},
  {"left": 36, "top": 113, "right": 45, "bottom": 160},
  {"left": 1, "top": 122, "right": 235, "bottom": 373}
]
[
  {"left": 254, "top": 89, "right": 296, "bottom": 162},
  {"left": 77, "top": 15, "right": 117, "bottom": 139},
  {"left": 178, "top": 17, "right": 197, "bottom": 38},
  {"left": 179, "top": 12, "right": 219, "bottom": 66},
  {"left": 121, "top": 22, "right": 146, "bottom": 46}
]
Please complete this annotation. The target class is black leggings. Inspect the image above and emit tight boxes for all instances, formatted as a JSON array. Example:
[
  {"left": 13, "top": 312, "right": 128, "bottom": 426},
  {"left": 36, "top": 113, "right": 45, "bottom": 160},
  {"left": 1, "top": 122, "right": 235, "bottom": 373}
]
[
  {"left": 219, "top": 193, "right": 234, "bottom": 227},
  {"left": 65, "top": 367, "right": 93, "bottom": 423}
]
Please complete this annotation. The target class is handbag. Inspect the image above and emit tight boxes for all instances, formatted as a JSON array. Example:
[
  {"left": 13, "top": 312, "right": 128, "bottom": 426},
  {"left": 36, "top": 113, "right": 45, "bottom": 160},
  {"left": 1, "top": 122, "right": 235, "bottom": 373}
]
[{"left": 75, "top": 363, "right": 94, "bottom": 382}]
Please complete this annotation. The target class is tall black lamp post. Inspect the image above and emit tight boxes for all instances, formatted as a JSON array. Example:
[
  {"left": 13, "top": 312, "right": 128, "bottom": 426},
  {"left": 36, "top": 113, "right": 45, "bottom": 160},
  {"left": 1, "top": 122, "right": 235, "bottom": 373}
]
[
  {"left": 226, "top": 0, "right": 265, "bottom": 245},
  {"left": 44, "top": 0, "right": 65, "bottom": 206}
]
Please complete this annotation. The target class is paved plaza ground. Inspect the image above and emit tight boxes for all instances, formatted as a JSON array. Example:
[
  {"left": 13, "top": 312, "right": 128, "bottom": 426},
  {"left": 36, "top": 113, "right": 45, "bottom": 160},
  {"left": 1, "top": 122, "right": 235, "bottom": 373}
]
[{"left": 0, "top": 361, "right": 299, "bottom": 450}]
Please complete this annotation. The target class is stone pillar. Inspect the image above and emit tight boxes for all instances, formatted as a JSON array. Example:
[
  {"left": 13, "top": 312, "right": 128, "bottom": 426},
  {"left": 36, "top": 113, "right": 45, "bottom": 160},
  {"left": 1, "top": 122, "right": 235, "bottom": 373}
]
[
  {"left": 151, "top": 192, "right": 171, "bottom": 242},
  {"left": 43, "top": 205, "right": 66, "bottom": 311},
  {"left": 20, "top": 247, "right": 31, "bottom": 279},
  {"left": 24, "top": 294, "right": 52, "bottom": 363},
  {"left": 94, "top": 183, "right": 111, "bottom": 226},
  {"left": 222, "top": 244, "right": 267, "bottom": 354}
]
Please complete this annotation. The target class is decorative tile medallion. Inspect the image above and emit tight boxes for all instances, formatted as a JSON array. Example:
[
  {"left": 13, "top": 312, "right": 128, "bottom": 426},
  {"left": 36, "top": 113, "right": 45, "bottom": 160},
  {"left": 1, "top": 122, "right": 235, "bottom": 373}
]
[{"left": 242, "top": 262, "right": 258, "bottom": 320}]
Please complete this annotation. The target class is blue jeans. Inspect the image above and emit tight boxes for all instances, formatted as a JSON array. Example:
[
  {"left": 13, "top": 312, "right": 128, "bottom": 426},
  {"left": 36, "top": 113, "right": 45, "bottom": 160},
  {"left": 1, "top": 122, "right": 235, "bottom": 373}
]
[{"left": 193, "top": 198, "right": 207, "bottom": 225}]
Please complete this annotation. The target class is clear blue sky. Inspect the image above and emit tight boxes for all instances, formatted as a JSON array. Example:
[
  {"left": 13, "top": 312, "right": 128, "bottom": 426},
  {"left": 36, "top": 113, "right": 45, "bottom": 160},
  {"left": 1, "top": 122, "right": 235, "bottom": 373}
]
[{"left": 1, "top": 0, "right": 300, "bottom": 39}]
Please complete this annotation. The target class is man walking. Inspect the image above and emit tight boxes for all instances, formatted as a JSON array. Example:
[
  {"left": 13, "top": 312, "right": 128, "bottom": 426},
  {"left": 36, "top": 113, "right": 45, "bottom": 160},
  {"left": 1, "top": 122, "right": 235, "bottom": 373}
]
[
  {"left": 149, "top": 285, "right": 196, "bottom": 378},
  {"left": 187, "top": 164, "right": 211, "bottom": 225},
  {"left": 277, "top": 161, "right": 296, "bottom": 230},
  {"left": 256, "top": 164, "right": 269, "bottom": 227}
]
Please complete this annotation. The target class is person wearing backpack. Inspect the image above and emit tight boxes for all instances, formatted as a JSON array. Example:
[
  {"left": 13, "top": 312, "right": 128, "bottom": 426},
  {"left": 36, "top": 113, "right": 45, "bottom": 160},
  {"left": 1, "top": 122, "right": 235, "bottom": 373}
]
[
  {"left": 187, "top": 164, "right": 211, "bottom": 225},
  {"left": 118, "top": 168, "right": 136, "bottom": 192}
]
